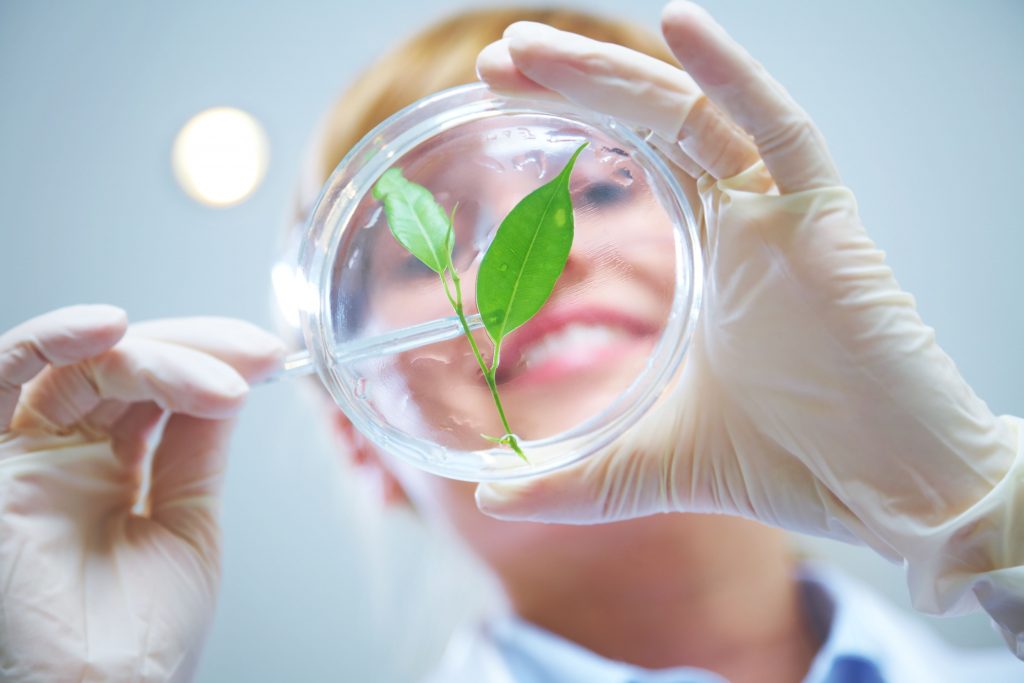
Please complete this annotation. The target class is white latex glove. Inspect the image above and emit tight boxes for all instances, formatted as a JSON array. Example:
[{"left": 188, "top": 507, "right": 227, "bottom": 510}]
[
  {"left": 475, "top": 1, "right": 1024, "bottom": 658},
  {"left": 0, "top": 305, "right": 284, "bottom": 682}
]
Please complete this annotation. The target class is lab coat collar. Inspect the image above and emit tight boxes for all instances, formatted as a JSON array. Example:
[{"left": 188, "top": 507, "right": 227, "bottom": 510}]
[
  {"left": 424, "top": 565, "right": 979, "bottom": 682},
  {"left": 486, "top": 614, "right": 728, "bottom": 683}
]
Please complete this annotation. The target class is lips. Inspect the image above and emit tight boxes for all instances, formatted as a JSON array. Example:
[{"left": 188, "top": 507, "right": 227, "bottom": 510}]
[{"left": 494, "top": 305, "right": 659, "bottom": 386}]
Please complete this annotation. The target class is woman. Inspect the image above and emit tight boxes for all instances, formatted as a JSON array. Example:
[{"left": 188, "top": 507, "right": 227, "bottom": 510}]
[{"left": 0, "top": 3, "right": 1020, "bottom": 681}]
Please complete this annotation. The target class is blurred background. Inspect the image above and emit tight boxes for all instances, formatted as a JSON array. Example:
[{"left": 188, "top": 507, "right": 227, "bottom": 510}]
[{"left": 2, "top": 0, "right": 1022, "bottom": 680}]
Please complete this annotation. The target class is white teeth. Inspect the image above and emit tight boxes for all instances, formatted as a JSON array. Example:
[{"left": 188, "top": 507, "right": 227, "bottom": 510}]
[{"left": 521, "top": 323, "right": 630, "bottom": 367}]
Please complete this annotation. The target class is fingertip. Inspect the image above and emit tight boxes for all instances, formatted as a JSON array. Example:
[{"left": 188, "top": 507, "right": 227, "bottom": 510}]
[
  {"left": 205, "top": 363, "right": 251, "bottom": 416},
  {"left": 476, "top": 38, "right": 558, "bottom": 101},
  {"left": 661, "top": 2, "right": 734, "bottom": 87},
  {"left": 121, "top": 341, "right": 251, "bottom": 419},
  {"left": 476, "top": 39, "right": 508, "bottom": 81},
  {"left": 661, "top": 1, "right": 700, "bottom": 49},
  {"left": 183, "top": 368, "right": 249, "bottom": 419},
  {"left": 474, "top": 482, "right": 517, "bottom": 519},
  {"left": 502, "top": 22, "right": 575, "bottom": 74},
  {"left": 76, "top": 303, "right": 129, "bottom": 328},
  {"left": 661, "top": 1, "right": 710, "bottom": 33},
  {"left": 251, "top": 341, "right": 287, "bottom": 383},
  {"left": 502, "top": 20, "right": 549, "bottom": 42},
  {"left": 662, "top": 1, "right": 694, "bottom": 19},
  {"left": 181, "top": 318, "right": 284, "bottom": 357},
  {"left": 502, "top": 21, "right": 563, "bottom": 67},
  {"left": 475, "top": 481, "right": 544, "bottom": 521},
  {"left": 43, "top": 304, "right": 129, "bottom": 365},
  {"left": 129, "top": 316, "right": 288, "bottom": 383},
  {"left": 235, "top": 325, "right": 287, "bottom": 383},
  {"left": 82, "top": 303, "right": 129, "bottom": 346}
]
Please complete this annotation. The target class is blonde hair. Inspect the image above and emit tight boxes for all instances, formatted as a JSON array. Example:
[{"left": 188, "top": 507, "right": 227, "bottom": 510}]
[{"left": 298, "top": 7, "right": 675, "bottom": 209}]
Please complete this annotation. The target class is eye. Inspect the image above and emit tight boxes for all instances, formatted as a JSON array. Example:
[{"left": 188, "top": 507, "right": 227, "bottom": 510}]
[{"left": 581, "top": 180, "right": 629, "bottom": 207}]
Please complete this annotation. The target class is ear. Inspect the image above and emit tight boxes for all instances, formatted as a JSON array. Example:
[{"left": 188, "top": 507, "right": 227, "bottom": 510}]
[{"left": 328, "top": 410, "right": 412, "bottom": 507}]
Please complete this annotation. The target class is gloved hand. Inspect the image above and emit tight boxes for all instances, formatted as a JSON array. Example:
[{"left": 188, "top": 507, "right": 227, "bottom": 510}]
[
  {"left": 475, "top": 1, "right": 1024, "bottom": 657},
  {"left": 0, "top": 305, "right": 284, "bottom": 682}
]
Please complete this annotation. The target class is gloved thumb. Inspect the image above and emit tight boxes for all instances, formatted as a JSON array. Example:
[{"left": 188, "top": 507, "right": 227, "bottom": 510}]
[
  {"left": 474, "top": 466, "right": 593, "bottom": 523},
  {"left": 473, "top": 357, "right": 709, "bottom": 524},
  {"left": 474, "top": 410, "right": 679, "bottom": 524}
]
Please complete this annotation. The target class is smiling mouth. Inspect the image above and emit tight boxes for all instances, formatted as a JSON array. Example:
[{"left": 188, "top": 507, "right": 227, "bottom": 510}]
[{"left": 494, "top": 309, "right": 658, "bottom": 387}]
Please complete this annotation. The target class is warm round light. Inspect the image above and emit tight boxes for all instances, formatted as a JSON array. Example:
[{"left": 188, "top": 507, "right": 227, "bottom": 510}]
[{"left": 172, "top": 107, "right": 269, "bottom": 207}]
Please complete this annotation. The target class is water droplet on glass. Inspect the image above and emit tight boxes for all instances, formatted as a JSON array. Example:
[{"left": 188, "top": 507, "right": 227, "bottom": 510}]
[
  {"left": 545, "top": 129, "right": 585, "bottom": 145},
  {"left": 474, "top": 155, "right": 505, "bottom": 172},
  {"left": 411, "top": 349, "right": 451, "bottom": 365},
  {"left": 354, "top": 377, "right": 368, "bottom": 399},
  {"left": 613, "top": 168, "right": 634, "bottom": 187},
  {"left": 498, "top": 263, "right": 509, "bottom": 272},
  {"left": 512, "top": 149, "right": 547, "bottom": 179}
]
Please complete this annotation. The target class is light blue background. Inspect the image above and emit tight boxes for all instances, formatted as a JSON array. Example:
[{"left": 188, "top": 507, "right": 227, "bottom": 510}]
[{"left": 1, "top": 1, "right": 1022, "bottom": 680}]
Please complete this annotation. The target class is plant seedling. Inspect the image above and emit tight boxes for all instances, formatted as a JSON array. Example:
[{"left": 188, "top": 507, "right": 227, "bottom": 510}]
[{"left": 372, "top": 143, "right": 588, "bottom": 461}]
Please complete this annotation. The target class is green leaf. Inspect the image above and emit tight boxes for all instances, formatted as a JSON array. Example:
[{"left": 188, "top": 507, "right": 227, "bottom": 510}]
[
  {"left": 372, "top": 168, "right": 454, "bottom": 274},
  {"left": 476, "top": 143, "right": 587, "bottom": 347}
]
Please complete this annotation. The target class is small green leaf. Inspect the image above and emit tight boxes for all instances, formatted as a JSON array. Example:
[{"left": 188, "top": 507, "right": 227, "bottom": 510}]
[
  {"left": 372, "top": 168, "right": 454, "bottom": 274},
  {"left": 481, "top": 433, "right": 527, "bottom": 461},
  {"left": 476, "top": 143, "right": 587, "bottom": 347}
]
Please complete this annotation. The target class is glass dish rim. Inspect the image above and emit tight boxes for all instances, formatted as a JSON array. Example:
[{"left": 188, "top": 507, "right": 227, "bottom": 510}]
[{"left": 296, "top": 82, "right": 703, "bottom": 482}]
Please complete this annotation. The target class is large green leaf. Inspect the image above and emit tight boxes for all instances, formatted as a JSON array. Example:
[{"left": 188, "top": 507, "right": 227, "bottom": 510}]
[
  {"left": 372, "top": 168, "right": 453, "bottom": 274},
  {"left": 477, "top": 144, "right": 587, "bottom": 347}
]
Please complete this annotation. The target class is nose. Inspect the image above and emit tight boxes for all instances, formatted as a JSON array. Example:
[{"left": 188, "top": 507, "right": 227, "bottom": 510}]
[{"left": 560, "top": 244, "right": 594, "bottom": 286}]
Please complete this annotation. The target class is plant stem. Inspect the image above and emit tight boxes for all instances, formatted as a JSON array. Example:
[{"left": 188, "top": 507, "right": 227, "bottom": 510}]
[{"left": 440, "top": 267, "right": 526, "bottom": 461}]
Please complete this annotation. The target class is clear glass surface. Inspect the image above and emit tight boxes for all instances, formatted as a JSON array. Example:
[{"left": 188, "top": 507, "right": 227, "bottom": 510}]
[{"left": 291, "top": 83, "right": 702, "bottom": 481}]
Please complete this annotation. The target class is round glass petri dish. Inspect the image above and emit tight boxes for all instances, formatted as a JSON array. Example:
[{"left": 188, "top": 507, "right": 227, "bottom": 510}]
[{"left": 292, "top": 83, "right": 702, "bottom": 482}]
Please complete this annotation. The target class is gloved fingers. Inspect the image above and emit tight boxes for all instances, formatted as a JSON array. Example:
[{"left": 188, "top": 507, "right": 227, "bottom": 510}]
[
  {"left": 13, "top": 337, "right": 250, "bottom": 432},
  {"left": 476, "top": 39, "right": 563, "bottom": 101},
  {"left": 148, "top": 413, "right": 235, "bottom": 554},
  {"left": 476, "top": 415, "right": 679, "bottom": 523},
  {"left": 478, "top": 22, "right": 759, "bottom": 180},
  {"left": 474, "top": 358, "right": 696, "bottom": 523},
  {"left": 0, "top": 305, "right": 127, "bottom": 432},
  {"left": 480, "top": 38, "right": 706, "bottom": 180},
  {"left": 660, "top": 1, "right": 841, "bottom": 193},
  {"left": 127, "top": 317, "right": 285, "bottom": 384},
  {"left": 476, "top": 458, "right": 610, "bottom": 523}
]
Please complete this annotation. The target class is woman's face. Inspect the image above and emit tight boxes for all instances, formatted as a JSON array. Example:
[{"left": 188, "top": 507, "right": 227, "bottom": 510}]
[{"left": 360, "top": 130, "right": 678, "bottom": 448}]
